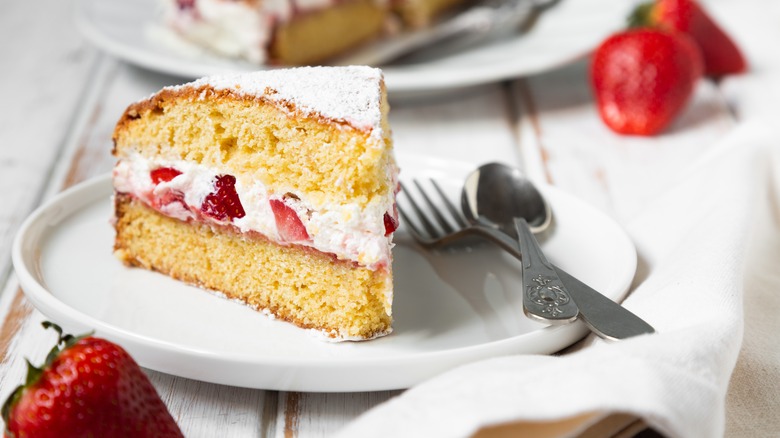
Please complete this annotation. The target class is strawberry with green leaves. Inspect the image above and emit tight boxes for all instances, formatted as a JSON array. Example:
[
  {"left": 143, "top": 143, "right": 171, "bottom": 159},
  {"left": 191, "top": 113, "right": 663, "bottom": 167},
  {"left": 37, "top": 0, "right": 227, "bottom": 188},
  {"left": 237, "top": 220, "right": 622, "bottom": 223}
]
[
  {"left": 631, "top": 0, "right": 747, "bottom": 77},
  {"left": 2, "top": 322, "right": 183, "bottom": 438},
  {"left": 590, "top": 28, "right": 704, "bottom": 136}
]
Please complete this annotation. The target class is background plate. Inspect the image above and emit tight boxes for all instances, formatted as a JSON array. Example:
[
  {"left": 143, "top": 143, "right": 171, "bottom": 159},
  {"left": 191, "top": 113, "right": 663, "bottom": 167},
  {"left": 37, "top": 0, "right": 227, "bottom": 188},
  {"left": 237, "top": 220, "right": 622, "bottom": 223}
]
[
  {"left": 74, "top": 0, "right": 631, "bottom": 95},
  {"left": 13, "top": 173, "right": 636, "bottom": 392}
]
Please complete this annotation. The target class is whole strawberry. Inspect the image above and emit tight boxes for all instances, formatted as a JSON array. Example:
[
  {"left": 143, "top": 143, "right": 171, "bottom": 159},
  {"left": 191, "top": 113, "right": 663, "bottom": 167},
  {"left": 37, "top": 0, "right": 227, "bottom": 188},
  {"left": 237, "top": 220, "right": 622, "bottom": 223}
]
[
  {"left": 632, "top": 0, "right": 747, "bottom": 77},
  {"left": 2, "top": 322, "right": 183, "bottom": 438},
  {"left": 590, "top": 28, "right": 704, "bottom": 136}
]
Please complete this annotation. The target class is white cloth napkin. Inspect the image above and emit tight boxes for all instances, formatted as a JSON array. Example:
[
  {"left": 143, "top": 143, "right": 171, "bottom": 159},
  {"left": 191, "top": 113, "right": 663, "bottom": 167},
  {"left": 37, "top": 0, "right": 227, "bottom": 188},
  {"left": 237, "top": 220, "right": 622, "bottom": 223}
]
[{"left": 337, "top": 122, "right": 779, "bottom": 438}]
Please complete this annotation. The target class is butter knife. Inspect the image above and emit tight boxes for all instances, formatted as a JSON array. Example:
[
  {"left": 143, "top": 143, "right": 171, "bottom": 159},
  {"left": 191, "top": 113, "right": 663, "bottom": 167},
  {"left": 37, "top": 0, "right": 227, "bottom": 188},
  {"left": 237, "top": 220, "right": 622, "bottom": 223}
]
[{"left": 472, "top": 225, "right": 655, "bottom": 340}]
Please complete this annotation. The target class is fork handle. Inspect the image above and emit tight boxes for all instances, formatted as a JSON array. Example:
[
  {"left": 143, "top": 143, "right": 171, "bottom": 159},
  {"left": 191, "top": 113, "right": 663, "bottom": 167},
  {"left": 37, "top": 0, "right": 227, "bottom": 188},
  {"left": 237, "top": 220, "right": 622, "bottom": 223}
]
[
  {"left": 471, "top": 223, "right": 655, "bottom": 340},
  {"left": 514, "top": 218, "right": 578, "bottom": 324}
]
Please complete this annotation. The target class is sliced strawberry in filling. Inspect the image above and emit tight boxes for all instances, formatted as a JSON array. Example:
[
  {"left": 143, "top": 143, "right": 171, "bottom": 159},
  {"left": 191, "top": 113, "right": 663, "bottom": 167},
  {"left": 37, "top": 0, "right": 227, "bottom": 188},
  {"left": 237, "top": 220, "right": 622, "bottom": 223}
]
[
  {"left": 139, "top": 167, "right": 392, "bottom": 261},
  {"left": 150, "top": 167, "right": 182, "bottom": 184},
  {"left": 383, "top": 211, "right": 398, "bottom": 236},
  {"left": 148, "top": 167, "right": 185, "bottom": 210},
  {"left": 384, "top": 202, "right": 399, "bottom": 236},
  {"left": 201, "top": 174, "right": 246, "bottom": 221},
  {"left": 270, "top": 199, "right": 310, "bottom": 242}
]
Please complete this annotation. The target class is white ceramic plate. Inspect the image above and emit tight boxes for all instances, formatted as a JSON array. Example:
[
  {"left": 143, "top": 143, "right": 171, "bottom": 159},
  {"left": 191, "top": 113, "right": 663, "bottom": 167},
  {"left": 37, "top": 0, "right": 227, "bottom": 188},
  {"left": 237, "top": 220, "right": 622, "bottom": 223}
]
[
  {"left": 74, "top": 0, "right": 631, "bottom": 95},
  {"left": 13, "top": 173, "right": 636, "bottom": 392}
]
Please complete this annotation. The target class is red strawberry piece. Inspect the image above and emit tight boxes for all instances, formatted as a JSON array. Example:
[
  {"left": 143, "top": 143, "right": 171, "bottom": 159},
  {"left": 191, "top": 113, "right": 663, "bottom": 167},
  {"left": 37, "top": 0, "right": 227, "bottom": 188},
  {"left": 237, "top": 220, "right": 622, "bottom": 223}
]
[
  {"left": 201, "top": 174, "right": 246, "bottom": 221},
  {"left": 2, "top": 322, "right": 183, "bottom": 438},
  {"left": 383, "top": 211, "right": 398, "bottom": 236},
  {"left": 150, "top": 167, "right": 182, "bottom": 185},
  {"left": 590, "top": 28, "right": 703, "bottom": 136},
  {"left": 270, "top": 199, "right": 310, "bottom": 242},
  {"left": 149, "top": 167, "right": 186, "bottom": 209},
  {"left": 632, "top": 0, "right": 747, "bottom": 77}
]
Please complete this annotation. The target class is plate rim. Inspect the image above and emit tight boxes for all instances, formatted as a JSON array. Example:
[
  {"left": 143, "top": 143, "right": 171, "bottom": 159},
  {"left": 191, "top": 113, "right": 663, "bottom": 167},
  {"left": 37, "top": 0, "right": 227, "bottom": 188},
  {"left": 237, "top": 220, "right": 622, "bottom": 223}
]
[
  {"left": 73, "top": 0, "right": 632, "bottom": 95},
  {"left": 13, "top": 174, "right": 636, "bottom": 391}
]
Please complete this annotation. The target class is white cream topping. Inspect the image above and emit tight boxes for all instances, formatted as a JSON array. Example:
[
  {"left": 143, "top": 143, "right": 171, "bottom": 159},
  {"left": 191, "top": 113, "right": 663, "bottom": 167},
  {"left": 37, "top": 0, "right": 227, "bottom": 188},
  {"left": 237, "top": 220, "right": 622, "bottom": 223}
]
[
  {"left": 113, "top": 153, "right": 396, "bottom": 269},
  {"left": 163, "top": 0, "right": 387, "bottom": 64},
  {"left": 165, "top": 0, "right": 272, "bottom": 63}
]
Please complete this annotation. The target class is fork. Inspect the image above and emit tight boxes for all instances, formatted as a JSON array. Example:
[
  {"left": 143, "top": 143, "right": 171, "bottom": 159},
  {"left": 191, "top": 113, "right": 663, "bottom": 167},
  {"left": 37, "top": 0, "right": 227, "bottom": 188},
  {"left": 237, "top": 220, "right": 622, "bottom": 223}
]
[
  {"left": 398, "top": 178, "right": 656, "bottom": 340},
  {"left": 400, "top": 179, "right": 578, "bottom": 324}
]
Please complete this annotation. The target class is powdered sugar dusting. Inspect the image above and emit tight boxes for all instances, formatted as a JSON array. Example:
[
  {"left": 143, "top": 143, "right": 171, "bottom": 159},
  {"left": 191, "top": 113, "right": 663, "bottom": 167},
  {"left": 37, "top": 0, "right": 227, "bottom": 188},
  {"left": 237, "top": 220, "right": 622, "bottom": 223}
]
[{"left": 171, "top": 66, "right": 385, "bottom": 136}]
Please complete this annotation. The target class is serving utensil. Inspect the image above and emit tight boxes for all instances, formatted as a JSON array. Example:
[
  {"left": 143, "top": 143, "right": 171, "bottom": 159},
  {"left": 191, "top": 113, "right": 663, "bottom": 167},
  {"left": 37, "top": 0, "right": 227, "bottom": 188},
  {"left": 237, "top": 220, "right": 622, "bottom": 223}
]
[
  {"left": 398, "top": 166, "right": 655, "bottom": 340},
  {"left": 334, "top": 0, "right": 559, "bottom": 66},
  {"left": 461, "top": 163, "right": 578, "bottom": 324}
]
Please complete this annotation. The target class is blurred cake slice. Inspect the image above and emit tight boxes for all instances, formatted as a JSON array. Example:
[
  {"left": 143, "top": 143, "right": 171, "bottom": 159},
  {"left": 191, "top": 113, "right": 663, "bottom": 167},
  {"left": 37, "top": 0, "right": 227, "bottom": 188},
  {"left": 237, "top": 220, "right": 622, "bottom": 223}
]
[
  {"left": 112, "top": 66, "right": 398, "bottom": 341},
  {"left": 165, "top": 0, "right": 388, "bottom": 65},
  {"left": 161, "top": 0, "right": 476, "bottom": 65}
]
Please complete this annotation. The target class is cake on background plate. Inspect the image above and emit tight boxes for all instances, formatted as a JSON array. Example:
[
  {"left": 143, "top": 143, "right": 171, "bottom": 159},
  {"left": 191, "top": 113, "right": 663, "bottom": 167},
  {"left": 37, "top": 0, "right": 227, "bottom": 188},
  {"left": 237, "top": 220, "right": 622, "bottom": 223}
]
[
  {"left": 164, "top": 0, "right": 475, "bottom": 65},
  {"left": 112, "top": 66, "right": 398, "bottom": 341}
]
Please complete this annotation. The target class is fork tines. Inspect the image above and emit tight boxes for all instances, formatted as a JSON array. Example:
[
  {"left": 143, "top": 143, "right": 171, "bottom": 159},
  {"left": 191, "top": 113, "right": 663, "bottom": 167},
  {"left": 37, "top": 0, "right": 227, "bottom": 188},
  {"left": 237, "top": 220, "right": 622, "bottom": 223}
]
[{"left": 398, "top": 179, "right": 468, "bottom": 244}]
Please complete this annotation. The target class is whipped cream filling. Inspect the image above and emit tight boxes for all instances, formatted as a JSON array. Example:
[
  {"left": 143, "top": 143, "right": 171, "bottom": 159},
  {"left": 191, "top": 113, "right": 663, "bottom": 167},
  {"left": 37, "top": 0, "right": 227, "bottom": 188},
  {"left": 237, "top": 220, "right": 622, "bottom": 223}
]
[
  {"left": 113, "top": 153, "right": 396, "bottom": 269},
  {"left": 165, "top": 0, "right": 272, "bottom": 63}
]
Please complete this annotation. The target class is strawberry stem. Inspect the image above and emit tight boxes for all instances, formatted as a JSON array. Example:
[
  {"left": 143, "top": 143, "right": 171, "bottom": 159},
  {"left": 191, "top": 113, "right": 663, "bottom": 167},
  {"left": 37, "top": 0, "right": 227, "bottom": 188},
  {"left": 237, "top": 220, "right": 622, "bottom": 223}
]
[
  {"left": 23, "top": 359, "right": 43, "bottom": 387},
  {"left": 628, "top": 2, "right": 655, "bottom": 29}
]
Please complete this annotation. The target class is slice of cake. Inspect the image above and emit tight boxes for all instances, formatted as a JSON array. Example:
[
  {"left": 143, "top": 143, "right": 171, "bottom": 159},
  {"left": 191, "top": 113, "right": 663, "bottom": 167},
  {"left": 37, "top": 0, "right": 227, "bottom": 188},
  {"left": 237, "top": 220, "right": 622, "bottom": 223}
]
[
  {"left": 161, "top": 0, "right": 476, "bottom": 65},
  {"left": 111, "top": 66, "right": 398, "bottom": 341},
  {"left": 165, "top": 0, "right": 389, "bottom": 65}
]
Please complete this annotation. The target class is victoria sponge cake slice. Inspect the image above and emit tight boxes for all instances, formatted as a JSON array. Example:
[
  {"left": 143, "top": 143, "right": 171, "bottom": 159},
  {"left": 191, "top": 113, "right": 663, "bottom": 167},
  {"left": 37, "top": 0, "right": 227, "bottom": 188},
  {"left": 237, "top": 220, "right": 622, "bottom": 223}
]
[{"left": 111, "top": 66, "right": 398, "bottom": 341}]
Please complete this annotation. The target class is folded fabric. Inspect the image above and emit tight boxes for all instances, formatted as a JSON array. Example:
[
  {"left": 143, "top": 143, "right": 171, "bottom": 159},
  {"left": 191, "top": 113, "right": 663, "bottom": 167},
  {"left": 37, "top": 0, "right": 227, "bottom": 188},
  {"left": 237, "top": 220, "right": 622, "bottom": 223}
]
[
  {"left": 337, "top": 122, "right": 776, "bottom": 438},
  {"left": 724, "top": 130, "right": 780, "bottom": 437}
]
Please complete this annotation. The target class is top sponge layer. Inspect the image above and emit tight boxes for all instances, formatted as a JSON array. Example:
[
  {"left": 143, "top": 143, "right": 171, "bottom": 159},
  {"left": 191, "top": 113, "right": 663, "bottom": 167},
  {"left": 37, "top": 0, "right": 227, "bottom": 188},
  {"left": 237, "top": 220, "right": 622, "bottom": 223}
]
[{"left": 112, "top": 66, "right": 394, "bottom": 209}]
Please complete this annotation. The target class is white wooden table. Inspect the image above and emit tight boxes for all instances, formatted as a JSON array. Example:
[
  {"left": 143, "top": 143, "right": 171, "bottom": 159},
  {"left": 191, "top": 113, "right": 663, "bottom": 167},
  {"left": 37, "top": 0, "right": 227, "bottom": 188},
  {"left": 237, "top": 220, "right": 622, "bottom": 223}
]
[{"left": 1, "top": 0, "right": 776, "bottom": 436}]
